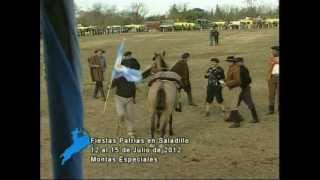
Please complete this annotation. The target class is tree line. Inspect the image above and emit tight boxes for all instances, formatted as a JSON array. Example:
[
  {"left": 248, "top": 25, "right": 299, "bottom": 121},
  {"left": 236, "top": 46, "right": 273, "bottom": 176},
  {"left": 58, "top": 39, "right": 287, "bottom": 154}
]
[{"left": 75, "top": 1, "right": 278, "bottom": 27}]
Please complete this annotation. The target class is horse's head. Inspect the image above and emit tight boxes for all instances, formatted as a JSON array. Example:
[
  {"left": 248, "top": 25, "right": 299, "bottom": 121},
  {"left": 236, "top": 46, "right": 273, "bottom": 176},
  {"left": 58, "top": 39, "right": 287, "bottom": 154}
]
[{"left": 152, "top": 51, "right": 168, "bottom": 72}]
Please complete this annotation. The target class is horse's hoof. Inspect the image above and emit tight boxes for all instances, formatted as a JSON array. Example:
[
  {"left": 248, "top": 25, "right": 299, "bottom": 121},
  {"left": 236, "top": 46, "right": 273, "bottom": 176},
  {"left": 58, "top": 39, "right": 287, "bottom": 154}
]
[
  {"left": 149, "top": 144, "right": 156, "bottom": 148},
  {"left": 158, "top": 144, "right": 164, "bottom": 148},
  {"left": 175, "top": 108, "right": 182, "bottom": 112},
  {"left": 169, "top": 132, "right": 174, "bottom": 136}
]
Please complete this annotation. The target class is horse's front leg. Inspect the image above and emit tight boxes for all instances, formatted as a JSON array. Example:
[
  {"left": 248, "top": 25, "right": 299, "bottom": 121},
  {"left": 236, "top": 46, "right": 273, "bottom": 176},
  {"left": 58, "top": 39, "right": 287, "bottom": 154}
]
[
  {"left": 160, "top": 113, "right": 169, "bottom": 138},
  {"left": 156, "top": 111, "right": 161, "bottom": 133},
  {"left": 169, "top": 113, "right": 174, "bottom": 136},
  {"left": 150, "top": 113, "right": 156, "bottom": 138}
]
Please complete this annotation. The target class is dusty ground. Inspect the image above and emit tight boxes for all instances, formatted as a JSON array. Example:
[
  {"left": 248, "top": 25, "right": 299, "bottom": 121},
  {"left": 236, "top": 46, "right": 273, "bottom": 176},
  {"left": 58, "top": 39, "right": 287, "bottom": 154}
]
[{"left": 41, "top": 29, "right": 279, "bottom": 179}]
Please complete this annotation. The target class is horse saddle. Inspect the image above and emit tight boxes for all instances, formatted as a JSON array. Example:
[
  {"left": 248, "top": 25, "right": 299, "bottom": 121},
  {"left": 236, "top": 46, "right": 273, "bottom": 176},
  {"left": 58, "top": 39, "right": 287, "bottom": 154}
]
[{"left": 148, "top": 71, "right": 182, "bottom": 89}]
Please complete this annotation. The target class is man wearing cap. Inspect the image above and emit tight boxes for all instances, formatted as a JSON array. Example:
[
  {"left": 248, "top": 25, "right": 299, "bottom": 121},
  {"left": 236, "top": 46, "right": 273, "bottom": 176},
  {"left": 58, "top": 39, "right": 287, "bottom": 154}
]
[
  {"left": 121, "top": 51, "right": 141, "bottom": 104},
  {"left": 237, "top": 57, "right": 259, "bottom": 123},
  {"left": 225, "top": 56, "right": 243, "bottom": 128},
  {"left": 204, "top": 58, "right": 226, "bottom": 117},
  {"left": 267, "top": 46, "right": 279, "bottom": 114},
  {"left": 90, "top": 49, "right": 107, "bottom": 100},
  {"left": 171, "top": 52, "right": 197, "bottom": 106}
]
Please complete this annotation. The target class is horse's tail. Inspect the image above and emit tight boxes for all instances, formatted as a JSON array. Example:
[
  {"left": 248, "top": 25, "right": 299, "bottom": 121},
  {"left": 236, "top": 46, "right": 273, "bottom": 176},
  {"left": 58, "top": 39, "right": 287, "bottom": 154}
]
[{"left": 156, "top": 82, "right": 166, "bottom": 111}]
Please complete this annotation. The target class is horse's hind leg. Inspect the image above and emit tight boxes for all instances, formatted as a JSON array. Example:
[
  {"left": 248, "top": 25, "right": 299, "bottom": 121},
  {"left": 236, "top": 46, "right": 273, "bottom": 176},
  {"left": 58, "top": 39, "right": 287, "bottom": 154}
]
[
  {"left": 156, "top": 112, "right": 161, "bottom": 133},
  {"left": 160, "top": 113, "right": 169, "bottom": 138},
  {"left": 169, "top": 113, "right": 174, "bottom": 136},
  {"left": 161, "top": 121, "right": 167, "bottom": 138},
  {"left": 150, "top": 113, "right": 156, "bottom": 138}
]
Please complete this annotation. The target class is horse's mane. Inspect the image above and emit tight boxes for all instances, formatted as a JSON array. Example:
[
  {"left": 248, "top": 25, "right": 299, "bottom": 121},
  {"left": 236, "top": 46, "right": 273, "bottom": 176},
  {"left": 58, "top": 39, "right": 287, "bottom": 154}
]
[
  {"left": 159, "top": 58, "right": 168, "bottom": 70},
  {"left": 153, "top": 53, "right": 168, "bottom": 71}
]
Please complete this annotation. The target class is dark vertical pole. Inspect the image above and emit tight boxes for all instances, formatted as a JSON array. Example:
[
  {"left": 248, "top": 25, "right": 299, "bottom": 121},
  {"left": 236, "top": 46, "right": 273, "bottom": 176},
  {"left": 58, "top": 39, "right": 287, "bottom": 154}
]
[{"left": 40, "top": 0, "right": 83, "bottom": 179}]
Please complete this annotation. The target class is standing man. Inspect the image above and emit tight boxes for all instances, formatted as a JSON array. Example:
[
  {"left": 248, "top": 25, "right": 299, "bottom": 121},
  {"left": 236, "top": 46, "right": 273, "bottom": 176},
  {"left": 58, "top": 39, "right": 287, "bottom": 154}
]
[
  {"left": 213, "top": 28, "right": 220, "bottom": 45},
  {"left": 121, "top": 51, "right": 141, "bottom": 104},
  {"left": 209, "top": 27, "right": 214, "bottom": 46},
  {"left": 225, "top": 56, "right": 243, "bottom": 128},
  {"left": 237, "top": 57, "right": 259, "bottom": 123},
  {"left": 111, "top": 76, "right": 136, "bottom": 137},
  {"left": 256, "top": 16, "right": 263, "bottom": 29},
  {"left": 267, "top": 46, "right": 279, "bottom": 114},
  {"left": 204, "top": 58, "right": 226, "bottom": 117},
  {"left": 171, "top": 52, "right": 197, "bottom": 106},
  {"left": 89, "top": 49, "right": 107, "bottom": 100}
]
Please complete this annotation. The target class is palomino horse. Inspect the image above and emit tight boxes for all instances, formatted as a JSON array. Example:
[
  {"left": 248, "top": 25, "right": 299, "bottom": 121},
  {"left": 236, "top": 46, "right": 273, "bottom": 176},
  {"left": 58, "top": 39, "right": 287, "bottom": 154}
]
[{"left": 147, "top": 51, "right": 178, "bottom": 138}]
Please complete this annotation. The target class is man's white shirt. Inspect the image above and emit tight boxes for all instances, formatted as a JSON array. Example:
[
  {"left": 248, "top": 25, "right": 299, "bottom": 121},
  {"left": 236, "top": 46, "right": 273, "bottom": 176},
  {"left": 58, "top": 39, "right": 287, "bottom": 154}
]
[{"left": 272, "top": 57, "right": 279, "bottom": 75}]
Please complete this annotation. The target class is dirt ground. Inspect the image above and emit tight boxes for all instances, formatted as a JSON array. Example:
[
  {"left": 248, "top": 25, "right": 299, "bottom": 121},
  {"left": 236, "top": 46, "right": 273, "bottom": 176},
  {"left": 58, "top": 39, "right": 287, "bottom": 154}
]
[{"left": 40, "top": 29, "right": 279, "bottom": 179}]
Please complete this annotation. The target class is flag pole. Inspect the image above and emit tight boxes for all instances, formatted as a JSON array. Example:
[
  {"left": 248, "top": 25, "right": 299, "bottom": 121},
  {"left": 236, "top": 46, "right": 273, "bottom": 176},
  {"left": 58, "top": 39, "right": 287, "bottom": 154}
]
[
  {"left": 103, "top": 80, "right": 113, "bottom": 113},
  {"left": 103, "top": 38, "right": 126, "bottom": 113}
]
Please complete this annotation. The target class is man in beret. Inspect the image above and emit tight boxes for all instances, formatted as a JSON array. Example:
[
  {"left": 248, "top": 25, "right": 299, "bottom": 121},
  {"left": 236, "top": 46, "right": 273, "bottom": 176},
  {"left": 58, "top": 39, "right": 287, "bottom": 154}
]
[
  {"left": 121, "top": 51, "right": 141, "bottom": 104},
  {"left": 225, "top": 56, "right": 243, "bottom": 128},
  {"left": 90, "top": 49, "right": 107, "bottom": 100},
  {"left": 171, "top": 52, "right": 197, "bottom": 106},
  {"left": 237, "top": 57, "right": 259, "bottom": 123},
  {"left": 267, "top": 46, "right": 279, "bottom": 114},
  {"left": 204, "top": 58, "right": 226, "bottom": 117},
  {"left": 121, "top": 51, "right": 141, "bottom": 70}
]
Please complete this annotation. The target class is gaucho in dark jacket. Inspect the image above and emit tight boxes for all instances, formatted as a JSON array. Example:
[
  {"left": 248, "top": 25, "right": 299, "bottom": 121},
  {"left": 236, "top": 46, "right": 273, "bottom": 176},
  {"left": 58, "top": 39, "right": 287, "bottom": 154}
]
[
  {"left": 237, "top": 57, "right": 259, "bottom": 123},
  {"left": 171, "top": 52, "right": 197, "bottom": 106},
  {"left": 225, "top": 56, "right": 243, "bottom": 128},
  {"left": 121, "top": 51, "right": 141, "bottom": 103}
]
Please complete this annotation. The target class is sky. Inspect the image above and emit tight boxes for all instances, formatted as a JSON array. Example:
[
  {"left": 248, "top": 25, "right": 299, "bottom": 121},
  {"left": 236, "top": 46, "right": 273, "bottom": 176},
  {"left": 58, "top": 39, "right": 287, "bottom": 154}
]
[{"left": 74, "top": 0, "right": 279, "bottom": 16}]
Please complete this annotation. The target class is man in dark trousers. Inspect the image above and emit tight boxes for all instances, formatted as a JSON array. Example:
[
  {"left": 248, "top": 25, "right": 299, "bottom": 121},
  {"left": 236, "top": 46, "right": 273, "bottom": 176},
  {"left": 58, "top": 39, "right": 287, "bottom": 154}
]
[
  {"left": 171, "top": 52, "right": 197, "bottom": 106},
  {"left": 121, "top": 51, "right": 141, "bottom": 104},
  {"left": 212, "top": 28, "right": 220, "bottom": 45},
  {"left": 204, "top": 58, "right": 226, "bottom": 117},
  {"left": 209, "top": 27, "right": 220, "bottom": 46},
  {"left": 89, "top": 49, "right": 107, "bottom": 100},
  {"left": 237, "top": 57, "right": 259, "bottom": 123}
]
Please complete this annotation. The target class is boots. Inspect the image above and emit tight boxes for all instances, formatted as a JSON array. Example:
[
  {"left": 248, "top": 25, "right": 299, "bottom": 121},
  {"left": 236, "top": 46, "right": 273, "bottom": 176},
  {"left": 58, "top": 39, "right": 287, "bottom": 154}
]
[
  {"left": 229, "top": 110, "right": 241, "bottom": 128},
  {"left": 175, "top": 102, "right": 182, "bottom": 112},
  {"left": 267, "top": 105, "right": 274, "bottom": 115},
  {"left": 205, "top": 103, "right": 210, "bottom": 116},
  {"left": 187, "top": 92, "right": 197, "bottom": 106},
  {"left": 225, "top": 110, "right": 233, "bottom": 122},
  {"left": 249, "top": 108, "right": 259, "bottom": 123}
]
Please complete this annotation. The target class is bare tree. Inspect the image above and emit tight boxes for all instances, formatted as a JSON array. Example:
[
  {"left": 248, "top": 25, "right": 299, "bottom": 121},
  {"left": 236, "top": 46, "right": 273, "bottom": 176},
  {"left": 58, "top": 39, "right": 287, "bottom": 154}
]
[
  {"left": 92, "top": 3, "right": 103, "bottom": 12},
  {"left": 130, "top": 2, "right": 148, "bottom": 23},
  {"left": 245, "top": 0, "right": 257, "bottom": 8}
]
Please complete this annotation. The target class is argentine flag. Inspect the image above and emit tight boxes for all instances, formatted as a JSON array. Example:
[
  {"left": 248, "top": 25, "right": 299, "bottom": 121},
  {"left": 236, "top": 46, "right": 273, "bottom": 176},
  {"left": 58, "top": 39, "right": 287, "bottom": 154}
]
[{"left": 111, "top": 41, "right": 142, "bottom": 82}]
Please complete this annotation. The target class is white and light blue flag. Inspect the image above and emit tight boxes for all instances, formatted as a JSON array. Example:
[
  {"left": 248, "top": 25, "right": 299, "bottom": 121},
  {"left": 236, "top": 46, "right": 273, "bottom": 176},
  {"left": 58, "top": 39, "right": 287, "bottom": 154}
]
[{"left": 111, "top": 41, "right": 142, "bottom": 82}]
